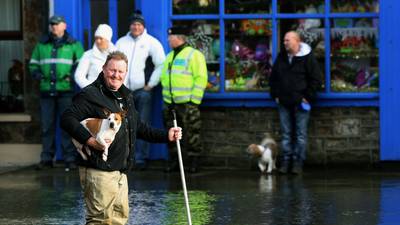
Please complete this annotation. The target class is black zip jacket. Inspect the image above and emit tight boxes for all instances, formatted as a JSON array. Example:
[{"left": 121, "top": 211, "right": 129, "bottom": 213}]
[
  {"left": 269, "top": 47, "right": 322, "bottom": 106},
  {"left": 61, "top": 73, "right": 169, "bottom": 173}
]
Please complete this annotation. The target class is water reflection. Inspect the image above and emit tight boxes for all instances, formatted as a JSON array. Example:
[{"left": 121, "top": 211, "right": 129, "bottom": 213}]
[
  {"left": 379, "top": 180, "right": 400, "bottom": 225},
  {"left": 129, "top": 190, "right": 215, "bottom": 225},
  {"left": 0, "top": 169, "right": 400, "bottom": 225}
]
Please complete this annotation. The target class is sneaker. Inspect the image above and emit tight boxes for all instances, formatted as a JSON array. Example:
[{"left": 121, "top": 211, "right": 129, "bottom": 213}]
[
  {"left": 278, "top": 161, "right": 289, "bottom": 174},
  {"left": 65, "top": 162, "right": 77, "bottom": 172},
  {"left": 291, "top": 162, "right": 303, "bottom": 175},
  {"left": 35, "top": 161, "right": 53, "bottom": 170}
]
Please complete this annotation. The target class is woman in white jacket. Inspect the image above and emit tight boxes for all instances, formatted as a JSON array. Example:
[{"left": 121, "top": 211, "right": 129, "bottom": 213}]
[{"left": 74, "top": 24, "right": 116, "bottom": 88}]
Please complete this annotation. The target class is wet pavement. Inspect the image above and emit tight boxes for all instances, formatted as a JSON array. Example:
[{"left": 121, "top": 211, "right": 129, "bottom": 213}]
[{"left": 1, "top": 167, "right": 400, "bottom": 225}]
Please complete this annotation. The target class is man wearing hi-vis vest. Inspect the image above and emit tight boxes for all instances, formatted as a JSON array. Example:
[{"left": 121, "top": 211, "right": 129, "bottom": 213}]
[{"left": 161, "top": 26, "right": 208, "bottom": 173}]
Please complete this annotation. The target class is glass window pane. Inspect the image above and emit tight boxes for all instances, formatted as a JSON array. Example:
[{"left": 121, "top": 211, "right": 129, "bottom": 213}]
[
  {"left": 117, "top": 0, "right": 135, "bottom": 38},
  {"left": 225, "top": 19, "right": 272, "bottom": 92},
  {"left": 331, "top": 0, "right": 379, "bottom": 13},
  {"left": 0, "top": 0, "right": 21, "bottom": 31},
  {"left": 277, "top": 19, "right": 326, "bottom": 91},
  {"left": 225, "top": 0, "right": 271, "bottom": 14},
  {"left": 173, "top": 0, "right": 218, "bottom": 15},
  {"left": 278, "top": 0, "right": 324, "bottom": 14},
  {"left": 330, "top": 18, "right": 379, "bottom": 92},
  {"left": 173, "top": 20, "right": 220, "bottom": 92},
  {"left": 0, "top": 40, "right": 24, "bottom": 112},
  {"left": 90, "top": 0, "right": 109, "bottom": 38}
]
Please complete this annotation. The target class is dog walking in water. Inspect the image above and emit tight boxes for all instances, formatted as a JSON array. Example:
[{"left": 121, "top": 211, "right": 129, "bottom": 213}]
[{"left": 247, "top": 133, "right": 278, "bottom": 174}]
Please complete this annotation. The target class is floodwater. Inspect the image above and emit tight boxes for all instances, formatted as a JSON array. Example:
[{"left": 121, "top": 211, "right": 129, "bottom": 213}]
[{"left": 1, "top": 168, "right": 400, "bottom": 225}]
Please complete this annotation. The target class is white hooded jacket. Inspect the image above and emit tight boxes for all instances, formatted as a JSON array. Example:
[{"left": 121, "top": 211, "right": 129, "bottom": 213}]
[
  {"left": 116, "top": 29, "right": 166, "bottom": 91},
  {"left": 74, "top": 43, "right": 116, "bottom": 88}
]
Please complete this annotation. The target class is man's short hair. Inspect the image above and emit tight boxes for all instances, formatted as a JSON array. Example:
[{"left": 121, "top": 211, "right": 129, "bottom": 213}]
[{"left": 104, "top": 51, "right": 128, "bottom": 67}]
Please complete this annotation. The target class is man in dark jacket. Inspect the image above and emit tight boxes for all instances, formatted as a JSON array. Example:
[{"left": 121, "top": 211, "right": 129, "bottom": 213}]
[
  {"left": 269, "top": 31, "right": 322, "bottom": 174},
  {"left": 61, "top": 51, "right": 182, "bottom": 224}
]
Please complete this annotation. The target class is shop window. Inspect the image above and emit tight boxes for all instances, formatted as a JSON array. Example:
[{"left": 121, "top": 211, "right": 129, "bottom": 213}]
[
  {"left": 173, "top": 20, "right": 221, "bottom": 92},
  {"left": 169, "top": 0, "right": 380, "bottom": 106},
  {"left": 117, "top": 0, "right": 135, "bottom": 38},
  {"left": 0, "top": 0, "right": 24, "bottom": 112},
  {"left": 331, "top": 0, "right": 379, "bottom": 13},
  {"left": 225, "top": 0, "right": 271, "bottom": 14},
  {"left": 330, "top": 18, "right": 379, "bottom": 92},
  {"left": 225, "top": 19, "right": 272, "bottom": 92},
  {"left": 278, "top": 0, "right": 325, "bottom": 13},
  {"left": 173, "top": 0, "right": 219, "bottom": 14},
  {"left": 89, "top": 0, "right": 109, "bottom": 48}
]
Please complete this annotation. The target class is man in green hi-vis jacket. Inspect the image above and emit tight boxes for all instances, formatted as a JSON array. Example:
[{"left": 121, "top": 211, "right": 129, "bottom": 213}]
[{"left": 29, "top": 15, "right": 84, "bottom": 171}]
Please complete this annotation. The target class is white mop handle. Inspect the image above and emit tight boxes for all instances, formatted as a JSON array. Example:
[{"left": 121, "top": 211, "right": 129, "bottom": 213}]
[{"left": 173, "top": 110, "right": 192, "bottom": 225}]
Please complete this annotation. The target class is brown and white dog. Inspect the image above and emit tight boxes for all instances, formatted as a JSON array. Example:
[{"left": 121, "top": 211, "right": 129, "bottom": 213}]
[
  {"left": 72, "top": 109, "right": 126, "bottom": 161},
  {"left": 247, "top": 133, "right": 278, "bottom": 174}
]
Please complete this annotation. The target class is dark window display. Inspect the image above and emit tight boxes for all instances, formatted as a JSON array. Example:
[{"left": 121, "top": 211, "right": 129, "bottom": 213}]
[
  {"left": 173, "top": 0, "right": 219, "bottom": 14},
  {"left": 0, "top": 0, "right": 24, "bottom": 112},
  {"left": 173, "top": 20, "right": 221, "bottom": 92},
  {"left": 331, "top": 0, "right": 379, "bottom": 13},
  {"left": 225, "top": 19, "right": 272, "bottom": 92},
  {"left": 117, "top": 0, "right": 135, "bottom": 38},
  {"left": 278, "top": 0, "right": 324, "bottom": 14},
  {"left": 330, "top": 18, "right": 379, "bottom": 92},
  {"left": 225, "top": 0, "right": 271, "bottom": 14}
]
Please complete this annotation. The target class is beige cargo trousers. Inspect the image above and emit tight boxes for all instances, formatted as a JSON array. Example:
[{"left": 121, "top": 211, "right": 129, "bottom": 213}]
[{"left": 79, "top": 167, "right": 129, "bottom": 225}]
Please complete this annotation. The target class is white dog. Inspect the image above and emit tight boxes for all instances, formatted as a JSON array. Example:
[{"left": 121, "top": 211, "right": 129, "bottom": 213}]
[
  {"left": 247, "top": 133, "right": 278, "bottom": 174},
  {"left": 72, "top": 109, "right": 125, "bottom": 161}
]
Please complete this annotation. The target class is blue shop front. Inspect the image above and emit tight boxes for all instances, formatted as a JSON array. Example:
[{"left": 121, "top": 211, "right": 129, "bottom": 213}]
[{"left": 2, "top": 0, "right": 398, "bottom": 163}]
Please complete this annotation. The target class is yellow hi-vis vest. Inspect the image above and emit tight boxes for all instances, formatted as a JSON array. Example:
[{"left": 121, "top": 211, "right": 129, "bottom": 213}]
[{"left": 161, "top": 46, "right": 208, "bottom": 105}]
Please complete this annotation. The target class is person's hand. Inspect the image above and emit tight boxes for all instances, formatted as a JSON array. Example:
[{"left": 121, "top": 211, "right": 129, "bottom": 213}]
[
  {"left": 86, "top": 137, "right": 105, "bottom": 151},
  {"left": 143, "top": 85, "right": 152, "bottom": 91},
  {"left": 168, "top": 127, "right": 182, "bottom": 142},
  {"left": 302, "top": 98, "right": 308, "bottom": 103}
]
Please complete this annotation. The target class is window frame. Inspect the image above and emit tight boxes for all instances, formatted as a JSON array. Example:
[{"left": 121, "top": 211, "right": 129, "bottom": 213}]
[{"left": 168, "top": 0, "right": 380, "bottom": 107}]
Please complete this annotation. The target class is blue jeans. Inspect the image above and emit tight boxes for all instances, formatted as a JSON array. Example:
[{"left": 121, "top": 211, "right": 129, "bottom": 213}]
[
  {"left": 40, "top": 95, "right": 76, "bottom": 163},
  {"left": 278, "top": 104, "right": 310, "bottom": 163},
  {"left": 132, "top": 88, "right": 153, "bottom": 164}
]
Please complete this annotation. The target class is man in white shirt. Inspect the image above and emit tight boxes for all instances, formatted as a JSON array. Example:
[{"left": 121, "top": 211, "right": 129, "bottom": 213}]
[{"left": 116, "top": 10, "right": 166, "bottom": 170}]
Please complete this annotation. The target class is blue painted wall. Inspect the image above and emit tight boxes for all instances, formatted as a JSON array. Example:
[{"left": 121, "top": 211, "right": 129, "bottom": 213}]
[{"left": 379, "top": 1, "right": 400, "bottom": 160}]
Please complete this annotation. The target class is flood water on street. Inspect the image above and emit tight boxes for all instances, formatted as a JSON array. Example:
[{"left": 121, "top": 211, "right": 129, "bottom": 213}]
[{"left": 1, "top": 168, "right": 400, "bottom": 225}]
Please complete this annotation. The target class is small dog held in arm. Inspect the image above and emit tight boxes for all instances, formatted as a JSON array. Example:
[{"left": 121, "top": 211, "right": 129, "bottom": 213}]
[
  {"left": 247, "top": 133, "right": 278, "bottom": 174},
  {"left": 72, "top": 109, "right": 126, "bottom": 162}
]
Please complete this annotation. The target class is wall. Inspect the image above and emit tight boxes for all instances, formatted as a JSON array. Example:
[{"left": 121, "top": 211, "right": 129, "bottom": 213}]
[
  {"left": 200, "top": 107, "right": 380, "bottom": 169},
  {"left": 0, "top": 0, "right": 47, "bottom": 168}
]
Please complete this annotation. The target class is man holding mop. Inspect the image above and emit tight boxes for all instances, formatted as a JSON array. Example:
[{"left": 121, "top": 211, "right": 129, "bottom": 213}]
[{"left": 61, "top": 51, "right": 182, "bottom": 224}]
